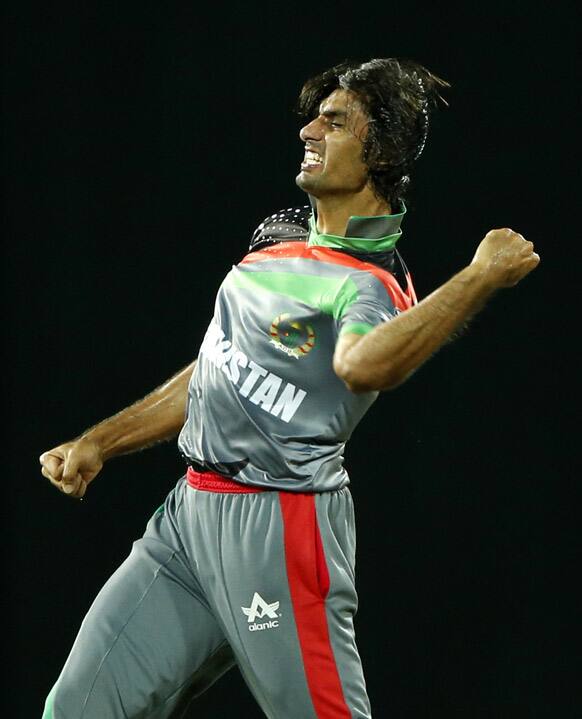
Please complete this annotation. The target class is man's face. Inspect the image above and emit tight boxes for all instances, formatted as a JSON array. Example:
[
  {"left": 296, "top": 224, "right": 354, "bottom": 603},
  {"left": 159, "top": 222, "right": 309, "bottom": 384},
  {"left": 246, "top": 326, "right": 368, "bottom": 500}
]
[{"left": 296, "top": 89, "right": 371, "bottom": 198}]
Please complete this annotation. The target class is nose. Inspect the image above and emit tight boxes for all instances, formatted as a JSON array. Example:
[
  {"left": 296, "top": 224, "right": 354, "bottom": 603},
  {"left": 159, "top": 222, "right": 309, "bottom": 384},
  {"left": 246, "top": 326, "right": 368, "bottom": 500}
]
[{"left": 299, "top": 116, "right": 324, "bottom": 143}]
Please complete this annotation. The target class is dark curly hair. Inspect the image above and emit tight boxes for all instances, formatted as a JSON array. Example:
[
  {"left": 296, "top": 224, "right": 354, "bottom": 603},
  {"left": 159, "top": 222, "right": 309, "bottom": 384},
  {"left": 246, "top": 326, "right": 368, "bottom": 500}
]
[{"left": 296, "top": 58, "right": 451, "bottom": 209}]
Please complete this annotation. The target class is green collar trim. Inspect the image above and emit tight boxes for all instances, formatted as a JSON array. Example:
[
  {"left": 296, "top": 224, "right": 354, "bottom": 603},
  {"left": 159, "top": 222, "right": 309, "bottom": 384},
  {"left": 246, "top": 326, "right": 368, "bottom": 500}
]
[{"left": 307, "top": 202, "right": 406, "bottom": 252}]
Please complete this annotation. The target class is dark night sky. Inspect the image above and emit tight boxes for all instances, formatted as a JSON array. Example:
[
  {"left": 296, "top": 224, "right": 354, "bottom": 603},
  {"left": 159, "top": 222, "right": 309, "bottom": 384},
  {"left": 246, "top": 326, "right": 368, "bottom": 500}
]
[{"left": 3, "top": 1, "right": 579, "bottom": 717}]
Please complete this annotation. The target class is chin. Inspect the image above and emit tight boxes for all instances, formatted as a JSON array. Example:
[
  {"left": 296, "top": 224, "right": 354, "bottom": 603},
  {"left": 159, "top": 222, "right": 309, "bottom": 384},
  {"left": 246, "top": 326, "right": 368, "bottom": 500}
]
[{"left": 295, "top": 171, "right": 319, "bottom": 195}]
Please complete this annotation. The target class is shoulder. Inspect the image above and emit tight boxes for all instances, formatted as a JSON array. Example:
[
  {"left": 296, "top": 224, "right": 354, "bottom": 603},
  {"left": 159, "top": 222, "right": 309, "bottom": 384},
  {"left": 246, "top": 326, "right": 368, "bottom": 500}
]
[{"left": 248, "top": 205, "right": 311, "bottom": 252}]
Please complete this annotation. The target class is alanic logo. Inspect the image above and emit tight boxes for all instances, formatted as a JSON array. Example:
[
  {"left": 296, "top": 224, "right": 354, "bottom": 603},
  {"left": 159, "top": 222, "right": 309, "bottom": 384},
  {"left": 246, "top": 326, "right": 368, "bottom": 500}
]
[
  {"left": 269, "top": 313, "right": 315, "bottom": 359},
  {"left": 241, "top": 592, "right": 281, "bottom": 632}
]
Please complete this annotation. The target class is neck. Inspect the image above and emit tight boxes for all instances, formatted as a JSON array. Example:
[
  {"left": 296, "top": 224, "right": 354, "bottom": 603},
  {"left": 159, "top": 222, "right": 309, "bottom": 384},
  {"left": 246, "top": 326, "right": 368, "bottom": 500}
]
[{"left": 314, "top": 193, "right": 392, "bottom": 236}]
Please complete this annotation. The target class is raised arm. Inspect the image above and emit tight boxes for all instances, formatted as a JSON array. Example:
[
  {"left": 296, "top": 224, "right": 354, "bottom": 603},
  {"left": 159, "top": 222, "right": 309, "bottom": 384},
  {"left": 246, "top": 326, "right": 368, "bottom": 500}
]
[
  {"left": 39, "top": 360, "right": 196, "bottom": 499},
  {"left": 333, "top": 228, "right": 540, "bottom": 393}
]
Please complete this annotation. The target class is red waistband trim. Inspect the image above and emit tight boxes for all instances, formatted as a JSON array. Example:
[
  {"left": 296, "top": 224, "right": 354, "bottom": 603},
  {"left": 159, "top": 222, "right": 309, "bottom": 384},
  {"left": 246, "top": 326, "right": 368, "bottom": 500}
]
[{"left": 186, "top": 467, "right": 266, "bottom": 494}]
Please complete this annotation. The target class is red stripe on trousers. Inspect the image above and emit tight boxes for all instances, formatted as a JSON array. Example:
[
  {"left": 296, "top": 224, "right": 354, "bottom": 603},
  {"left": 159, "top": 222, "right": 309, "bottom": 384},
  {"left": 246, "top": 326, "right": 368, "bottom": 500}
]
[{"left": 278, "top": 492, "right": 351, "bottom": 718}]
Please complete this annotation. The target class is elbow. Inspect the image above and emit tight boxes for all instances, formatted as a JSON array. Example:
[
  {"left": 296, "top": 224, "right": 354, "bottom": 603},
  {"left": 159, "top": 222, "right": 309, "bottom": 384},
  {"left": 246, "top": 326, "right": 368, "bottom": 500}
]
[
  {"left": 341, "top": 376, "right": 376, "bottom": 394},
  {"left": 333, "top": 357, "right": 404, "bottom": 393}
]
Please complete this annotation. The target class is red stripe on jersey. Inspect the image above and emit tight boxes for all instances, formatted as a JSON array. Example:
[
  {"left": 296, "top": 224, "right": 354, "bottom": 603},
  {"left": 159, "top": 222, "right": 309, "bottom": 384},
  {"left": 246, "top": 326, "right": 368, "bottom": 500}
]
[
  {"left": 279, "top": 492, "right": 350, "bottom": 718},
  {"left": 241, "top": 241, "right": 414, "bottom": 312},
  {"left": 405, "top": 271, "right": 418, "bottom": 304}
]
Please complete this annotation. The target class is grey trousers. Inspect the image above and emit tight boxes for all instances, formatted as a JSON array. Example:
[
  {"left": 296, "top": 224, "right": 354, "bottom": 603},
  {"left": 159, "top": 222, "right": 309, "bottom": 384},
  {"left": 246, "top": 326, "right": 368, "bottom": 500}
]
[{"left": 43, "top": 475, "right": 371, "bottom": 718}]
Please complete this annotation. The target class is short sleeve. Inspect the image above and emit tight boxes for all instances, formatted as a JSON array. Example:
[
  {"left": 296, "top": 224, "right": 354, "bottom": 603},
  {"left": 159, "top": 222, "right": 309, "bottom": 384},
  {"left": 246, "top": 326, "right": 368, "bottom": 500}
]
[{"left": 334, "top": 270, "right": 398, "bottom": 336}]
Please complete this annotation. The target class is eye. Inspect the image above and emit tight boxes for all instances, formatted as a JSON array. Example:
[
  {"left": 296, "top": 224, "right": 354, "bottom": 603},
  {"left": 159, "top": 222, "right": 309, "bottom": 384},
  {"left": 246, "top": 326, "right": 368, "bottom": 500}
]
[{"left": 330, "top": 122, "right": 344, "bottom": 128}]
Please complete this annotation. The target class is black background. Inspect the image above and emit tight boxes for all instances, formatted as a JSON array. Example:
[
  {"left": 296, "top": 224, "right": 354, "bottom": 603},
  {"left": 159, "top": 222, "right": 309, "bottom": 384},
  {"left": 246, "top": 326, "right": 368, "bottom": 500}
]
[{"left": 3, "top": 1, "right": 579, "bottom": 717}]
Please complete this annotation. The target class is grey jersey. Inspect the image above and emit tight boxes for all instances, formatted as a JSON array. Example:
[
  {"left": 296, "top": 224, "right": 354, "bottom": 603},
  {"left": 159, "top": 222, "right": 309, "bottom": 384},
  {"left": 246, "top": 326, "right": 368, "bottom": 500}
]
[{"left": 178, "top": 208, "right": 415, "bottom": 492}]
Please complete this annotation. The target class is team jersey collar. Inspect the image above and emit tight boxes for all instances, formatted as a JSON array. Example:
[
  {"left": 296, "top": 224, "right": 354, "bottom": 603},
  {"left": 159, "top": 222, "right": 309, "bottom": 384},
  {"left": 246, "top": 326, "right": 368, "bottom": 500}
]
[{"left": 307, "top": 200, "right": 406, "bottom": 252}]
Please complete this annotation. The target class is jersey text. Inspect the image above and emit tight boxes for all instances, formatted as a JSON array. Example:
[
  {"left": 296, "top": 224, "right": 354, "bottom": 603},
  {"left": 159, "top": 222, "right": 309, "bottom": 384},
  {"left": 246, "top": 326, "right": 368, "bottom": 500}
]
[{"left": 200, "top": 322, "right": 307, "bottom": 423}]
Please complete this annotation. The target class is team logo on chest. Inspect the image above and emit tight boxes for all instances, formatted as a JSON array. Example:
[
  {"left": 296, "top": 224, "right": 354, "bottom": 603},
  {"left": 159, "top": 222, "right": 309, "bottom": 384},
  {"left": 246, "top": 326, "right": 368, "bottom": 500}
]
[{"left": 269, "top": 313, "right": 316, "bottom": 359}]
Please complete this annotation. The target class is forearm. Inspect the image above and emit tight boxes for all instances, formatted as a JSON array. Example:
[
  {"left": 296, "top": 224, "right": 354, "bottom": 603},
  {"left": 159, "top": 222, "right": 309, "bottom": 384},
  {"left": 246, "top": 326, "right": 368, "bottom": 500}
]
[
  {"left": 337, "top": 265, "right": 495, "bottom": 391},
  {"left": 81, "top": 361, "right": 196, "bottom": 460}
]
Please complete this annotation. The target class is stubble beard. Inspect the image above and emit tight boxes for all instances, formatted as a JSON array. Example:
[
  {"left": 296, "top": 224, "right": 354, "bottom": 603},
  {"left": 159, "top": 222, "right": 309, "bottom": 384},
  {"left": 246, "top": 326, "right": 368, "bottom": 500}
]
[{"left": 295, "top": 170, "right": 323, "bottom": 198}]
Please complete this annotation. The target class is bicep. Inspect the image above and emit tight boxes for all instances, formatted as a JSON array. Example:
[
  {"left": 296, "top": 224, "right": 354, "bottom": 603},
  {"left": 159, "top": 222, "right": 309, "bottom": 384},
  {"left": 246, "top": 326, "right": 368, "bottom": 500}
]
[{"left": 332, "top": 272, "right": 400, "bottom": 389}]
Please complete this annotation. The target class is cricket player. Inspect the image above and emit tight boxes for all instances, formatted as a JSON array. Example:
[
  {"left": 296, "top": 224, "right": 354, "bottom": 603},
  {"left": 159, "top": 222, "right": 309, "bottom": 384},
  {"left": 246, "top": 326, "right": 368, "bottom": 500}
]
[{"left": 40, "top": 58, "right": 540, "bottom": 718}]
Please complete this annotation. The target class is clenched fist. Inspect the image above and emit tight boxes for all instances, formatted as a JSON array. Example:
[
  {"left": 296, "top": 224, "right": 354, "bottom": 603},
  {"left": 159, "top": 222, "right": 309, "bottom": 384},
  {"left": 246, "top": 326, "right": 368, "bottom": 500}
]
[
  {"left": 471, "top": 228, "right": 540, "bottom": 288},
  {"left": 40, "top": 436, "right": 104, "bottom": 499}
]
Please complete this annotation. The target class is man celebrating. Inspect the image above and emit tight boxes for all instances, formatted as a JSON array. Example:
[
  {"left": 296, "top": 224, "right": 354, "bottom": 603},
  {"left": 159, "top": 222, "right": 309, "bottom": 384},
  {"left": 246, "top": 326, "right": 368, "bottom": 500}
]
[{"left": 40, "top": 58, "right": 539, "bottom": 718}]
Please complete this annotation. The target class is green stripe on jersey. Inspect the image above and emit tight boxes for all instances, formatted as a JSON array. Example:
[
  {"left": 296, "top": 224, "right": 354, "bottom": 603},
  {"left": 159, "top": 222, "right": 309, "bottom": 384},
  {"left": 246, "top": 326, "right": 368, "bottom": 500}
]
[
  {"left": 42, "top": 683, "right": 57, "bottom": 718},
  {"left": 231, "top": 270, "right": 359, "bottom": 320},
  {"left": 340, "top": 322, "right": 374, "bottom": 336}
]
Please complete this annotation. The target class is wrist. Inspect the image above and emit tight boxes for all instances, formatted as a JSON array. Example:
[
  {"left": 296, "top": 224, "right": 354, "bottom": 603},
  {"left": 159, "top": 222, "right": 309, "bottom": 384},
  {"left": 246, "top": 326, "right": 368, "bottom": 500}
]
[
  {"left": 80, "top": 426, "right": 114, "bottom": 461},
  {"left": 464, "top": 261, "right": 500, "bottom": 294}
]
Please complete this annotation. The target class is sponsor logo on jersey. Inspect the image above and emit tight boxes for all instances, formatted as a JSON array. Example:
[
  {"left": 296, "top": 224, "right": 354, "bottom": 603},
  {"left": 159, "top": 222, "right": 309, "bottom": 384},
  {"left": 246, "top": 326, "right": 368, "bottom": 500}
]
[
  {"left": 241, "top": 592, "right": 281, "bottom": 632},
  {"left": 269, "top": 313, "right": 316, "bottom": 359},
  {"left": 199, "top": 321, "right": 307, "bottom": 423}
]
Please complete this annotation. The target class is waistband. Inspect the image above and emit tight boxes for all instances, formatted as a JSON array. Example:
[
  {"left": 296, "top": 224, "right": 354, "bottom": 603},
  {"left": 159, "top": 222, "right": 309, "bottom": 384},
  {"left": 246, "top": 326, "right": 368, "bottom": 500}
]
[{"left": 186, "top": 467, "right": 266, "bottom": 494}]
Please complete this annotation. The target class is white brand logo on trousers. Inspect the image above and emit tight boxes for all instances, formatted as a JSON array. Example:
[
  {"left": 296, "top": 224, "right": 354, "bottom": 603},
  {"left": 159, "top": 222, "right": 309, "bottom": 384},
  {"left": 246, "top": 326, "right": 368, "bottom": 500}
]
[{"left": 241, "top": 592, "right": 280, "bottom": 631}]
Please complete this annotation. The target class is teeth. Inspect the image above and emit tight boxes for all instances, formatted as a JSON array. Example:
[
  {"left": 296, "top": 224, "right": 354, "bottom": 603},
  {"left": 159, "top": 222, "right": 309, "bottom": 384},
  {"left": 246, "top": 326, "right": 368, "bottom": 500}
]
[{"left": 304, "top": 150, "right": 322, "bottom": 163}]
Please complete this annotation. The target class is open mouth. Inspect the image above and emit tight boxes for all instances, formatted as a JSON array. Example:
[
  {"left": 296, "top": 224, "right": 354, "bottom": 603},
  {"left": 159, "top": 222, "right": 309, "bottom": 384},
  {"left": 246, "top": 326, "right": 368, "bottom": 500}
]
[{"left": 301, "top": 149, "right": 323, "bottom": 169}]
